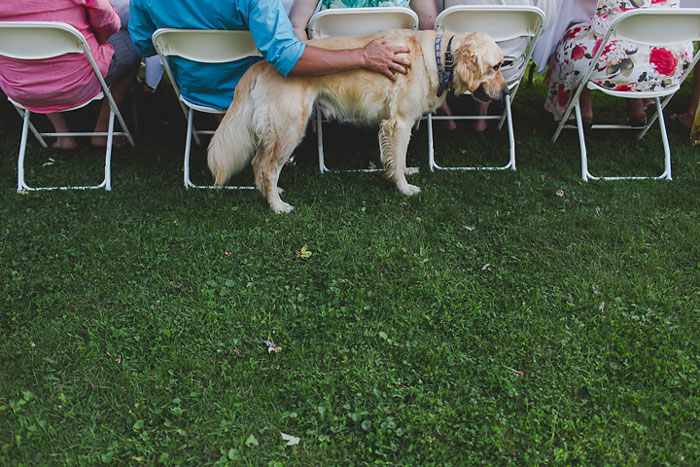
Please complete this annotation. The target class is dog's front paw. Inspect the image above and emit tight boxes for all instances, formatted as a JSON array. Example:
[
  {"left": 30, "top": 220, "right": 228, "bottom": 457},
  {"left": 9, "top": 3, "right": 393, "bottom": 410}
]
[
  {"left": 399, "top": 184, "right": 421, "bottom": 196},
  {"left": 271, "top": 201, "right": 294, "bottom": 214},
  {"left": 405, "top": 167, "right": 419, "bottom": 176}
]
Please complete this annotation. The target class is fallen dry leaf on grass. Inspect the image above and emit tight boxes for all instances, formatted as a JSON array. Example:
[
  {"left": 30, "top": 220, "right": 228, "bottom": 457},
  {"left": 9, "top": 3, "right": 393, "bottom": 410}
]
[
  {"left": 245, "top": 434, "right": 259, "bottom": 447},
  {"left": 296, "top": 245, "right": 312, "bottom": 260},
  {"left": 263, "top": 339, "right": 281, "bottom": 354},
  {"left": 168, "top": 280, "right": 190, "bottom": 296},
  {"left": 504, "top": 365, "right": 524, "bottom": 377},
  {"left": 555, "top": 189, "right": 565, "bottom": 197},
  {"left": 280, "top": 432, "right": 300, "bottom": 446}
]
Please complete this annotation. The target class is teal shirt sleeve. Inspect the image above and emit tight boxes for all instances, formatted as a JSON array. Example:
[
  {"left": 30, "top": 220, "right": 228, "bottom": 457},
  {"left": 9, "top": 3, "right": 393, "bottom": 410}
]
[
  {"left": 128, "top": 0, "right": 157, "bottom": 57},
  {"left": 241, "top": 0, "right": 305, "bottom": 76}
]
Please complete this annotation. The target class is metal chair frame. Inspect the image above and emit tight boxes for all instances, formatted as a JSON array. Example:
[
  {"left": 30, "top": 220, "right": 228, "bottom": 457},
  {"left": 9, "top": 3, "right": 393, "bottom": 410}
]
[
  {"left": 0, "top": 21, "right": 135, "bottom": 192},
  {"left": 426, "top": 5, "right": 546, "bottom": 172},
  {"left": 551, "top": 8, "right": 700, "bottom": 181},
  {"left": 308, "top": 7, "right": 420, "bottom": 173},
  {"left": 152, "top": 28, "right": 261, "bottom": 189}
]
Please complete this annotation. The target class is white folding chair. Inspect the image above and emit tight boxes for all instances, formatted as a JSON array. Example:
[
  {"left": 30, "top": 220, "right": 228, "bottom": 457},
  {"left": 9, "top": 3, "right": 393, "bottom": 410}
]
[
  {"left": 552, "top": 9, "right": 700, "bottom": 181},
  {"left": 0, "top": 21, "right": 135, "bottom": 192},
  {"left": 308, "top": 7, "right": 419, "bottom": 173},
  {"left": 152, "top": 28, "right": 260, "bottom": 189},
  {"left": 427, "top": 5, "right": 545, "bottom": 172}
]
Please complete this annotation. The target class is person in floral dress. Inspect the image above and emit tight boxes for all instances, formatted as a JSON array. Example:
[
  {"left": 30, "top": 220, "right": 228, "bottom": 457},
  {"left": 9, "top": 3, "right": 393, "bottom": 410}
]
[{"left": 544, "top": 0, "right": 693, "bottom": 124}]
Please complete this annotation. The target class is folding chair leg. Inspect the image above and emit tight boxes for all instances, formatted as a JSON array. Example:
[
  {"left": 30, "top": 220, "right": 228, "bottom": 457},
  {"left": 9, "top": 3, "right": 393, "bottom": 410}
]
[
  {"left": 427, "top": 102, "right": 515, "bottom": 171},
  {"left": 317, "top": 107, "right": 329, "bottom": 174},
  {"left": 576, "top": 97, "right": 671, "bottom": 181},
  {"left": 504, "top": 94, "right": 516, "bottom": 171},
  {"left": 179, "top": 101, "right": 201, "bottom": 147},
  {"left": 575, "top": 102, "right": 591, "bottom": 181},
  {"left": 16, "top": 108, "right": 31, "bottom": 192},
  {"left": 13, "top": 106, "right": 48, "bottom": 148},
  {"left": 103, "top": 109, "right": 114, "bottom": 191},
  {"left": 184, "top": 107, "right": 195, "bottom": 188},
  {"left": 427, "top": 113, "right": 436, "bottom": 172},
  {"left": 656, "top": 97, "right": 672, "bottom": 180},
  {"left": 637, "top": 93, "right": 674, "bottom": 141}
]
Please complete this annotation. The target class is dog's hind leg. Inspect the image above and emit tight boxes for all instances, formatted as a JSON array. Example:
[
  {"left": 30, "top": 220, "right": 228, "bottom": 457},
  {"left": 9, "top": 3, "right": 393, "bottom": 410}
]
[
  {"left": 379, "top": 118, "right": 420, "bottom": 196},
  {"left": 250, "top": 143, "right": 292, "bottom": 213},
  {"left": 256, "top": 123, "right": 307, "bottom": 214}
]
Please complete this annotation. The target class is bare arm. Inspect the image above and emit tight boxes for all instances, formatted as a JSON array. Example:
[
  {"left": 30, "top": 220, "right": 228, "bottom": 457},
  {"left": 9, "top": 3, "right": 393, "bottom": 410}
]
[
  {"left": 411, "top": 0, "right": 438, "bottom": 31},
  {"left": 289, "top": 38, "right": 411, "bottom": 80},
  {"left": 288, "top": 0, "right": 319, "bottom": 42}
]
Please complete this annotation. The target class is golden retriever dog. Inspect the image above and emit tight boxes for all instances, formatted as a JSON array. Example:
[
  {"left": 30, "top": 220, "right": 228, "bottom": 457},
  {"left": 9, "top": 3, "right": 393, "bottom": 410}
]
[{"left": 208, "top": 30, "right": 507, "bottom": 213}]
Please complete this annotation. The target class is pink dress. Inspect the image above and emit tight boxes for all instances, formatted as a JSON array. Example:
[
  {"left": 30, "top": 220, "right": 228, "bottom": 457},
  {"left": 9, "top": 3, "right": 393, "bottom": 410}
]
[
  {"left": 544, "top": 0, "right": 693, "bottom": 121},
  {"left": 0, "top": 0, "right": 120, "bottom": 113}
]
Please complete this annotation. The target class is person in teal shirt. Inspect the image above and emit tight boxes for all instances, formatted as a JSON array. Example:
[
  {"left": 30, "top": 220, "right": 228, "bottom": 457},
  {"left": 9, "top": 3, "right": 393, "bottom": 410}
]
[{"left": 129, "top": 0, "right": 411, "bottom": 111}]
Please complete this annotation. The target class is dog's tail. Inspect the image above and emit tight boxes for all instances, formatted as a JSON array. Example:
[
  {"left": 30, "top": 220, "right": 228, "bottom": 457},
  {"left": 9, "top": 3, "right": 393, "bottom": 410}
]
[{"left": 207, "top": 72, "right": 257, "bottom": 186}]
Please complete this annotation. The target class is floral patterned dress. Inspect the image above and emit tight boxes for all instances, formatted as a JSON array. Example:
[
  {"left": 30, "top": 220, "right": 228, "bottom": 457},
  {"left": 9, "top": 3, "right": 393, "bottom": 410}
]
[
  {"left": 321, "top": 0, "right": 410, "bottom": 10},
  {"left": 544, "top": 0, "right": 693, "bottom": 121}
]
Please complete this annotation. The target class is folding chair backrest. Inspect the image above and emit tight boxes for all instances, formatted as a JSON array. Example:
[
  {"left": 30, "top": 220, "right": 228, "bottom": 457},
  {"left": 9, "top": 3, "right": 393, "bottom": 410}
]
[
  {"left": 152, "top": 28, "right": 262, "bottom": 111},
  {"left": 0, "top": 21, "right": 115, "bottom": 107},
  {"left": 151, "top": 28, "right": 261, "bottom": 64},
  {"left": 434, "top": 5, "right": 544, "bottom": 43},
  {"left": 551, "top": 9, "right": 700, "bottom": 182},
  {"left": 308, "top": 7, "right": 419, "bottom": 39},
  {"left": 607, "top": 8, "right": 700, "bottom": 47},
  {"left": 0, "top": 21, "right": 134, "bottom": 192},
  {"left": 580, "top": 9, "right": 700, "bottom": 94},
  {"left": 0, "top": 21, "right": 86, "bottom": 60}
]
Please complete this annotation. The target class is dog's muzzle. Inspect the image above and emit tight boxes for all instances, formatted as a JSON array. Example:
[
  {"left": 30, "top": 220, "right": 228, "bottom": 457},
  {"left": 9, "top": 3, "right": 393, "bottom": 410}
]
[
  {"left": 473, "top": 83, "right": 509, "bottom": 103},
  {"left": 472, "top": 83, "right": 491, "bottom": 103}
]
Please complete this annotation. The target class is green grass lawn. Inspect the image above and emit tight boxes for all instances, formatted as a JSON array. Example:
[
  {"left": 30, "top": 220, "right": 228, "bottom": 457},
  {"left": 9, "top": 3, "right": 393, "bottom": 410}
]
[{"left": 1, "top": 77, "right": 699, "bottom": 465}]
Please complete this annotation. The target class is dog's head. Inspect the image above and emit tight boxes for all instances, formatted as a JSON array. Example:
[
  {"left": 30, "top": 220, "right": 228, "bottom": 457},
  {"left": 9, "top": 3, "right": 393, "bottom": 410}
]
[{"left": 450, "top": 32, "right": 508, "bottom": 102}]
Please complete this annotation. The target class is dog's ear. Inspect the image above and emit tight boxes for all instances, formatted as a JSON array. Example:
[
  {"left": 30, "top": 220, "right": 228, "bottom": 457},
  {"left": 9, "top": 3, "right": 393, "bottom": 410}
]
[{"left": 451, "top": 34, "right": 482, "bottom": 95}]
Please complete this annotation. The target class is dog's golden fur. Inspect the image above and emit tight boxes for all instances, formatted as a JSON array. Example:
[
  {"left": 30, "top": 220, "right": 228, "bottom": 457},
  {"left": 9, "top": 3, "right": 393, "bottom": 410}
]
[{"left": 208, "top": 30, "right": 507, "bottom": 213}]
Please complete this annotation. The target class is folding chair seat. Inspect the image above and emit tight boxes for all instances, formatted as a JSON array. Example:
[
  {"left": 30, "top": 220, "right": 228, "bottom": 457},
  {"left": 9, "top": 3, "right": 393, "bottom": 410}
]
[
  {"left": 426, "top": 5, "right": 545, "bottom": 172},
  {"left": 307, "top": 7, "right": 419, "bottom": 173},
  {"left": 151, "top": 28, "right": 260, "bottom": 189},
  {"left": 0, "top": 21, "right": 135, "bottom": 192},
  {"left": 551, "top": 9, "right": 700, "bottom": 181}
]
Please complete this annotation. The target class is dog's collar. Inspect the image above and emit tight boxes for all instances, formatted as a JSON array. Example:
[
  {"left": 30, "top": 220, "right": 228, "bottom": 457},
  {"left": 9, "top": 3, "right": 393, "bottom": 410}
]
[{"left": 435, "top": 34, "right": 454, "bottom": 98}]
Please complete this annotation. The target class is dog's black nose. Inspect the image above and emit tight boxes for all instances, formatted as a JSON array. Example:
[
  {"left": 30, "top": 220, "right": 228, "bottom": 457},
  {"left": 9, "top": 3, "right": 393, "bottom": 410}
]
[{"left": 502, "top": 86, "right": 510, "bottom": 97}]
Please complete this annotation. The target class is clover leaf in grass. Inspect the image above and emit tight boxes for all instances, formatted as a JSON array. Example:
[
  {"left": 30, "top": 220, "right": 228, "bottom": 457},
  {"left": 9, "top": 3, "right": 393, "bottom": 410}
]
[{"left": 245, "top": 434, "right": 259, "bottom": 447}]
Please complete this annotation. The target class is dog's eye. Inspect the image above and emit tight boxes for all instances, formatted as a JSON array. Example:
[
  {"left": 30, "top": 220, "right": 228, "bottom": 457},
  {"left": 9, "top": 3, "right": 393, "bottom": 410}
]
[{"left": 493, "top": 64, "right": 501, "bottom": 72}]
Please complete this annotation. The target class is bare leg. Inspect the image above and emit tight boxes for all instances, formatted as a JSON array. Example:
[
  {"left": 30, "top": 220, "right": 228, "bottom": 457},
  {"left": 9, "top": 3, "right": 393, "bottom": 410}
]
[
  {"left": 437, "top": 101, "right": 457, "bottom": 132},
  {"left": 473, "top": 101, "right": 488, "bottom": 132},
  {"left": 91, "top": 71, "right": 137, "bottom": 147},
  {"left": 674, "top": 62, "right": 700, "bottom": 129},
  {"left": 46, "top": 113, "right": 78, "bottom": 150},
  {"left": 627, "top": 98, "right": 646, "bottom": 122},
  {"left": 579, "top": 88, "right": 593, "bottom": 121}
]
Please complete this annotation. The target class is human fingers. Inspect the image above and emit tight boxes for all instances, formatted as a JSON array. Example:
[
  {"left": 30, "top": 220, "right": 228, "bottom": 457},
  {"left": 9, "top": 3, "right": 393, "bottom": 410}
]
[
  {"left": 389, "top": 45, "right": 411, "bottom": 55},
  {"left": 388, "top": 61, "right": 408, "bottom": 76}
]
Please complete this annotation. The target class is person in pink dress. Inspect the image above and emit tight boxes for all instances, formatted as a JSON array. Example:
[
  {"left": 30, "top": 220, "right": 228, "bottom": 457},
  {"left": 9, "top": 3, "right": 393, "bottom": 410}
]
[
  {"left": 0, "top": 0, "right": 139, "bottom": 149},
  {"left": 544, "top": 0, "right": 693, "bottom": 126}
]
